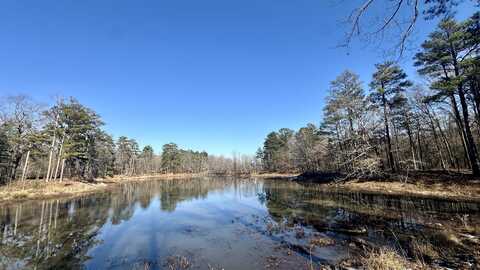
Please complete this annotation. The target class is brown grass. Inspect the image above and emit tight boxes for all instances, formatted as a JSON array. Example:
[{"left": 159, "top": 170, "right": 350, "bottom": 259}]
[
  {"left": 252, "top": 173, "right": 297, "bottom": 179},
  {"left": 332, "top": 179, "right": 480, "bottom": 202},
  {"left": 411, "top": 239, "right": 440, "bottom": 261},
  {"left": 295, "top": 170, "right": 480, "bottom": 201},
  {"left": 309, "top": 235, "right": 335, "bottom": 247},
  {"left": 361, "top": 247, "right": 410, "bottom": 270},
  {"left": 0, "top": 173, "right": 205, "bottom": 205},
  {"left": 165, "top": 255, "right": 191, "bottom": 270}
]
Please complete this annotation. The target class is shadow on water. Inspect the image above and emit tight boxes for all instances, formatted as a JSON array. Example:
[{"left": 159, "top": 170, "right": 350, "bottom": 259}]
[{"left": 0, "top": 177, "right": 478, "bottom": 269}]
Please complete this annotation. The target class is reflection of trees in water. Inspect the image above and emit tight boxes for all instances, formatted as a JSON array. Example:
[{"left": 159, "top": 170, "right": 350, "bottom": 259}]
[
  {"left": 0, "top": 196, "right": 112, "bottom": 269},
  {"left": 261, "top": 180, "right": 480, "bottom": 226},
  {"left": 260, "top": 180, "right": 480, "bottom": 265},
  {"left": 1, "top": 178, "right": 477, "bottom": 269},
  {"left": 0, "top": 177, "right": 264, "bottom": 269},
  {"left": 155, "top": 177, "right": 263, "bottom": 212}
]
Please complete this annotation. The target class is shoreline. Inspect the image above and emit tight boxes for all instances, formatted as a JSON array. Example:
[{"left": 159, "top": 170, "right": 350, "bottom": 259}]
[
  {"left": 1, "top": 172, "right": 479, "bottom": 205},
  {"left": 252, "top": 172, "right": 480, "bottom": 202},
  {"left": 0, "top": 173, "right": 296, "bottom": 205},
  {"left": 328, "top": 180, "right": 480, "bottom": 203},
  {"left": 288, "top": 174, "right": 480, "bottom": 203},
  {"left": 0, "top": 173, "right": 206, "bottom": 205}
]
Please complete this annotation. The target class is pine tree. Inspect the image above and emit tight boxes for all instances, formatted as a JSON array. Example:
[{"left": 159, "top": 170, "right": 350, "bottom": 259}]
[
  {"left": 161, "top": 143, "right": 181, "bottom": 173},
  {"left": 370, "top": 62, "right": 412, "bottom": 172},
  {"left": 0, "top": 128, "right": 10, "bottom": 183},
  {"left": 262, "top": 132, "right": 283, "bottom": 172},
  {"left": 414, "top": 15, "right": 480, "bottom": 175}
]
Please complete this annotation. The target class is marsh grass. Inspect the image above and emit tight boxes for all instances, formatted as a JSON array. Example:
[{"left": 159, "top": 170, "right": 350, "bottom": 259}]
[
  {"left": 165, "top": 256, "right": 191, "bottom": 270},
  {"left": 337, "top": 178, "right": 480, "bottom": 201},
  {"left": 0, "top": 173, "right": 205, "bottom": 204},
  {"left": 309, "top": 236, "right": 335, "bottom": 247},
  {"left": 361, "top": 247, "right": 410, "bottom": 270}
]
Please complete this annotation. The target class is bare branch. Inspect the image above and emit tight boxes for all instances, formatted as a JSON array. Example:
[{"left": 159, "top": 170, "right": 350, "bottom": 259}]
[
  {"left": 398, "top": 0, "right": 419, "bottom": 58},
  {"left": 343, "top": 0, "right": 376, "bottom": 47}
]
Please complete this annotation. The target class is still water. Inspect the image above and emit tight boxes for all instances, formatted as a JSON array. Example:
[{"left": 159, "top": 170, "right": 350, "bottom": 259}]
[{"left": 0, "top": 177, "right": 479, "bottom": 269}]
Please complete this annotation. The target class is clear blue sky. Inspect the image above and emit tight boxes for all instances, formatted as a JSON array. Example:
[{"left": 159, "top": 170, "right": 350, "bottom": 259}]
[{"left": 0, "top": 0, "right": 475, "bottom": 155}]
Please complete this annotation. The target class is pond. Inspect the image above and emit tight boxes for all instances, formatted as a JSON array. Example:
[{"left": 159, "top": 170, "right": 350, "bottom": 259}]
[{"left": 0, "top": 177, "right": 479, "bottom": 269}]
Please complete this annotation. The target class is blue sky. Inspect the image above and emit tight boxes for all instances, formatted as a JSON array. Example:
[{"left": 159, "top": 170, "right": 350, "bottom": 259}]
[{"left": 0, "top": 0, "right": 475, "bottom": 155}]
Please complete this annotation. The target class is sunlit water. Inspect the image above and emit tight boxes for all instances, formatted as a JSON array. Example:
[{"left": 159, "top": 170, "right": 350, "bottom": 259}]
[{"left": 0, "top": 177, "right": 479, "bottom": 269}]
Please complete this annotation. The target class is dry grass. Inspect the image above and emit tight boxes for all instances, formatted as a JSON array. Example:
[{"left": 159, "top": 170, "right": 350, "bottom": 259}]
[
  {"left": 0, "top": 180, "right": 104, "bottom": 204},
  {"left": 252, "top": 173, "right": 297, "bottom": 180},
  {"left": 165, "top": 256, "right": 191, "bottom": 270},
  {"left": 0, "top": 173, "right": 205, "bottom": 205},
  {"left": 361, "top": 247, "right": 410, "bottom": 270},
  {"left": 336, "top": 179, "right": 480, "bottom": 201},
  {"left": 295, "top": 170, "right": 480, "bottom": 201},
  {"left": 309, "top": 235, "right": 335, "bottom": 247}
]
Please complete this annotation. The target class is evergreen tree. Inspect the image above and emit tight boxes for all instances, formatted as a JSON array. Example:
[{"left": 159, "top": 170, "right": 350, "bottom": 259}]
[
  {"left": 140, "top": 145, "right": 155, "bottom": 174},
  {"left": 50, "top": 98, "right": 104, "bottom": 179},
  {"left": 370, "top": 61, "right": 412, "bottom": 172},
  {"left": 161, "top": 143, "right": 181, "bottom": 173},
  {"left": 291, "top": 124, "right": 325, "bottom": 173},
  {"left": 96, "top": 131, "right": 116, "bottom": 177},
  {"left": 414, "top": 15, "right": 480, "bottom": 175},
  {"left": 328, "top": 70, "right": 365, "bottom": 134},
  {"left": 0, "top": 128, "right": 10, "bottom": 183},
  {"left": 262, "top": 132, "right": 283, "bottom": 172}
]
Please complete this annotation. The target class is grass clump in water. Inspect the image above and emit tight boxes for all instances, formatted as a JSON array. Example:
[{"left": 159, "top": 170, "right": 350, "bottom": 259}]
[
  {"left": 309, "top": 235, "right": 335, "bottom": 247},
  {"left": 361, "top": 247, "right": 409, "bottom": 270},
  {"left": 165, "top": 256, "right": 191, "bottom": 270}
]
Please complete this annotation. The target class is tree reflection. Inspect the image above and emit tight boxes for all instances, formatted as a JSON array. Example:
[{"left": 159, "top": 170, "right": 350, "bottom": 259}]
[
  {"left": 259, "top": 180, "right": 480, "bottom": 267},
  {"left": 0, "top": 177, "right": 263, "bottom": 269}
]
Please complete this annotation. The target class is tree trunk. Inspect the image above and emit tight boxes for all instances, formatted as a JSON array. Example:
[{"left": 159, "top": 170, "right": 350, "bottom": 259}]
[
  {"left": 429, "top": 117, "right": 447, "bottom": 170},
  {"left": 382, "top": 93, "right": 395, "bottom": 172},
  {"left": 449, "top": 42, "right": 479, "bottom": 175},
  {"left": 10, "top": 154, "right": 22, "bottom": 182},
  {"left": 471, "top": 79, "right": 480, "bottom": 129},
  {"left": 416, "top": 127, "right": 424, "bottom": 170},
  {"left": 52, "top": 136, "right": 64, "bottom": 181},
  {"left": 404, "top": 119, "right": 417, "bottom": 170},
  {"left": 59, "top": 159, "right": 66, "bottom": 182},
  {"left": 45, "top": 114, "right": 59, "bottom": 182},
  {"left": 432, "top": 111, "right": 456, "bottom": 169},
  {"left": 449, "top": 94, "right": 472, "bottom": 169},
  {"left": 457, "top": 85, "right": 480, "bottom": 175},
  {"left": 392, "top": 121, "right": 401, "bottom": 171},
  {"left": 21, "top": 150, "right": 30, "bottom": 182}
]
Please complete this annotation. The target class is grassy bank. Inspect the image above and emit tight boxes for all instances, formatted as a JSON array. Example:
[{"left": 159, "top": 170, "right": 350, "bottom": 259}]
[
  {"left": 1, "top": 171, "right": 479, "bottom": 204},
  {"left": 333, "top": 179, "right": 480, "bottom": 202},
  {"left": 0, "top": 173, "right": 205, "bottom": 205},
  {"left": 0, "top": 172, "right": 297, "bottom": 204},
  {"left": 289, "top": 171, "right": 480, "bottom": 202}
]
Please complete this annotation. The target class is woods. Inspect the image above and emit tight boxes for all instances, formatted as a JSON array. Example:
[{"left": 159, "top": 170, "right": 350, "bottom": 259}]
[
  {"left": 1, "top": 13, "right": 479, "bottom": 185},
  {"left": 258, "top": 13, "right": 480, "bottom": 178},
  {"left": 0, "top": 97, "right": 246, "bottom": 184}
]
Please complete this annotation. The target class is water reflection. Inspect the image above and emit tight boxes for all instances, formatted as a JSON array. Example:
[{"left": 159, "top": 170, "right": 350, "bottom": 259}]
[{"left": 0, "top": 177, "right": 478, "bottom": 269}]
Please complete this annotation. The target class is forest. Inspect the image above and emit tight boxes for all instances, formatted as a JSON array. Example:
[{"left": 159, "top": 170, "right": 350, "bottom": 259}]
[
  {"left": 1, "top": 1, "right": 480, "bottom": 270},
  {"left": 258, "top": 13, "right": 480, "bottom": 179},
  {"left": 0, "top": 11, "right": 479, "bottom": 186},
  {"left": 0, "top": 95, "right": 262, "bottom": 184},
  {"left": 0, "top": 96, "right": 259, "bottom": 184}
]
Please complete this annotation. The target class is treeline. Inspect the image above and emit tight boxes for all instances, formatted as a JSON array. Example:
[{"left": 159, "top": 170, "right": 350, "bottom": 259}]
[
  {"left": 258, "top": 13, "right": 480, "bottom": 177},
  {"left": 0, "top": 96, "right": 252, "bottom": 184}
]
